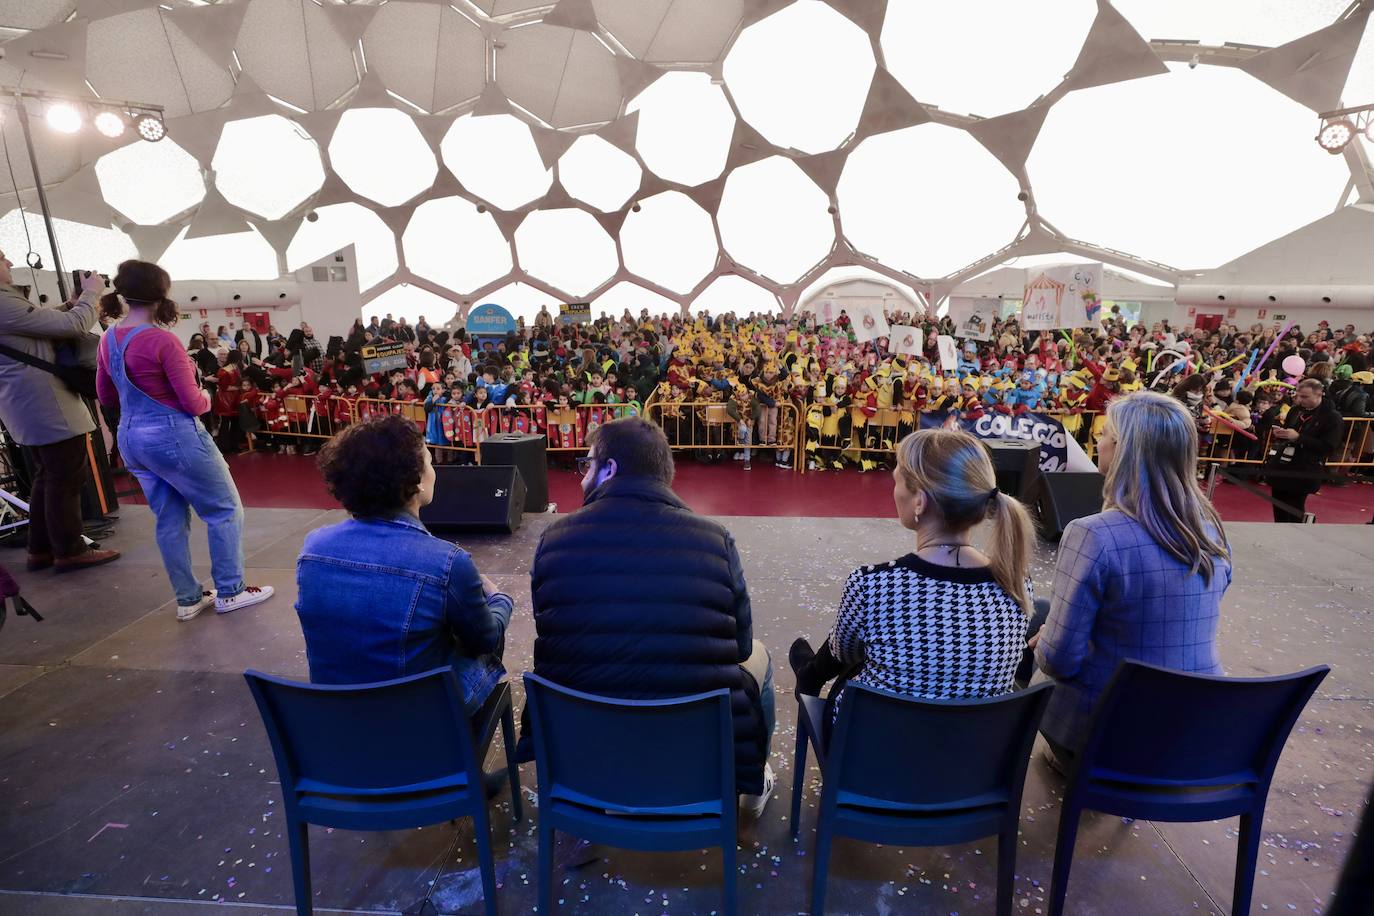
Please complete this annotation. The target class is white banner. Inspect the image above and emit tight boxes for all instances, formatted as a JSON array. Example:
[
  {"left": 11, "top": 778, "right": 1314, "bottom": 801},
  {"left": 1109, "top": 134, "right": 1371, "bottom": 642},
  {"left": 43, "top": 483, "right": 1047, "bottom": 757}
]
[
  {"left": 937, "top": 334, "right": 958, "bottom": 372},
  {"left": 889, "top": 325, "right": 923, "bottom": 356},
  {"left": 948, "top": 296, "right": 996, "bottom": 341},
  {"left": 1021, "top": 263, "right": 1103, "bottom": 330},
  {"left": 848, "top": 300, "right": 891, "bottom": 343}
]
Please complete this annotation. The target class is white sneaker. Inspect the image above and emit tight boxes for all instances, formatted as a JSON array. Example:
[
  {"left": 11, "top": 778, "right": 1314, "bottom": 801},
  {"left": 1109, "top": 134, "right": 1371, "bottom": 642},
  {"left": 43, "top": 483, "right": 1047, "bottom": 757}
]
[
  {"left": 215, "top": 585, "right": 275, "bottom": 615},
  {"left": 733, "top": 451, "right": 746, "bottom": 461},
  {"left": 177, "top": 589, "right": 216, "bottom": 622},
  {"left": 740, "top": 763, "right": 775, "bottom": 817}
]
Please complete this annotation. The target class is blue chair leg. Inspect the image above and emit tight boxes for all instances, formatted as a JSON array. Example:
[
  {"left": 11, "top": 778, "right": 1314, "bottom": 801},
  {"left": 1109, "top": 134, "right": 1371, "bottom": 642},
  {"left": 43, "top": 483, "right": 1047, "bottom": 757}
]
[
  {"left": 722, "top": 834, "right": 738, "bottom": 916},
  {"left": 790, "top": 716, "right": 808, "bottom": 839},
  {"left": 810, "top": 816, "right": 833, "bottom": 916},
  {"left": 1047, "top": 801, "right": 1082, "bottom": 916},
  {"left": 997, "top": 822, "right": 1017, "bottom": 916},
  {"left": 537, "top": 822, "right": 555, "bottom": 915},
  {"left": 473, "top": 807, "right": 498, "bottom": 916},
  {"left": 285, "top": 817, "right": 312, "bottom": 916},
  {"left": 500, "top": 701, "right": 523, "bottom": 822},
  {"left": 1233, "top": 807, "right": 1264, "bottom": 916}
]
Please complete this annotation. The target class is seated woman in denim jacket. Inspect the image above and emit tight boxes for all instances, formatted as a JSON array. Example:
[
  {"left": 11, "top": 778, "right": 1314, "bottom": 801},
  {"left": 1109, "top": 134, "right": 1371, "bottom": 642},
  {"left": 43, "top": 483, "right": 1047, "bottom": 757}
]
[{"left": 295, "top": 415, "right": 514, "bottom": 718}]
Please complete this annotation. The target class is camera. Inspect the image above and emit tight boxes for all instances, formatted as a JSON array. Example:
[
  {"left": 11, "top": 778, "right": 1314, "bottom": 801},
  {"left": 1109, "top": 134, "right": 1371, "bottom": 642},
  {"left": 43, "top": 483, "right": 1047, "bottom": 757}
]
[{"left": 71, "top": 270, "right": 111, "bottom": 293}]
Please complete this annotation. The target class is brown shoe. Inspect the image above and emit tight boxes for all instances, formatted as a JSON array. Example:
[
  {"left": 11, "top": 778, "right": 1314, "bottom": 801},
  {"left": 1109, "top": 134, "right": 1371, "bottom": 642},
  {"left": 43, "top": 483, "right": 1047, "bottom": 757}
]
[
  {"left": 25, "top": 552, "right": 54, "bottom": 571},
  {"left": 53, "top": 548, "right": 121, "bottom": 574}
]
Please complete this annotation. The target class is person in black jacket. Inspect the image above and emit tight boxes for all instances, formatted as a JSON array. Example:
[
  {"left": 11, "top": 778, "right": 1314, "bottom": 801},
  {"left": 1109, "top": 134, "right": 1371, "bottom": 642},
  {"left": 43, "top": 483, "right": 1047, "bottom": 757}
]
[
  {"left": 521, "top": 416, "right": 776, "bottom": 814},
  {"left": 1266, "top": 379, "right": 1343, "bottom": 522}
]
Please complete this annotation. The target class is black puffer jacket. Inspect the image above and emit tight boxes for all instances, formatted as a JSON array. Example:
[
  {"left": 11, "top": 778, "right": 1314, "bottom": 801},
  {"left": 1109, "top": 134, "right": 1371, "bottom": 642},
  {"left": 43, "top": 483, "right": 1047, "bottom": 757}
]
[{"left": 528, "top": 474, "right": 766, "bottom": 794}]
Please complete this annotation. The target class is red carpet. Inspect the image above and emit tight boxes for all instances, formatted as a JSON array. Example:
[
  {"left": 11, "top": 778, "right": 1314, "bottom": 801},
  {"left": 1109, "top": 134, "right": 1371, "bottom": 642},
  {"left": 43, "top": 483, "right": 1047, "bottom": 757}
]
[{"left": 115, "top": 452, "right": 1374, "bottom": 524}]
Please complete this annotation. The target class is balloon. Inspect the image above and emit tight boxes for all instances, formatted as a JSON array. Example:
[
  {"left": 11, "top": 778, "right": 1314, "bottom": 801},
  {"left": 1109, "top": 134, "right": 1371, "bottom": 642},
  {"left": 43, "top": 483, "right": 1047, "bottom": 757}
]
[{"left": 1282, "top": 355, "right": 1306, "bottom": 377}]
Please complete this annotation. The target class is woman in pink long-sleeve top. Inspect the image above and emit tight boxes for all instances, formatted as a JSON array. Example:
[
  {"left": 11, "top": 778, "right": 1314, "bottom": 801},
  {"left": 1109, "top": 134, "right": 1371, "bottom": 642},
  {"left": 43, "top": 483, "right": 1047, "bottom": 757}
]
[{"left": 96, "top": 260, "right": 274, "bottom": 622}]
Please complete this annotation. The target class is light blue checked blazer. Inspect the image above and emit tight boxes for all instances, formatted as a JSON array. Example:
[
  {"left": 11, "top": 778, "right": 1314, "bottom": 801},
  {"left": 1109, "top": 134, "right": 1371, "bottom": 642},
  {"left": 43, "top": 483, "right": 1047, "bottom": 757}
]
[{"left": 1034, "top": 509, "right": 1230, "bottom": 751}]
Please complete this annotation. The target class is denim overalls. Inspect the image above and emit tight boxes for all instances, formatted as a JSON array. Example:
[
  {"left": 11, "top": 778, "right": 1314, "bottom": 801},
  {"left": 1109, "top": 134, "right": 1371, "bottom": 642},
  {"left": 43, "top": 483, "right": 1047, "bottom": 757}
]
[{"left": 108, "top": 323, "right": 245, "bottom": 604}]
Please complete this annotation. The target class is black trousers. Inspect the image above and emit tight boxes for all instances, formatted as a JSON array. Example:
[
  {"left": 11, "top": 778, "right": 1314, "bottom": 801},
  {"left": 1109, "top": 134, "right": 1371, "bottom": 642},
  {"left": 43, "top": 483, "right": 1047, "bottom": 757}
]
[
  {"left": 1270, "top": 485, "right": 1310, "bottom": 523},
  {"left": 26, "top": 434, "right": 90, "bottom": 559}
]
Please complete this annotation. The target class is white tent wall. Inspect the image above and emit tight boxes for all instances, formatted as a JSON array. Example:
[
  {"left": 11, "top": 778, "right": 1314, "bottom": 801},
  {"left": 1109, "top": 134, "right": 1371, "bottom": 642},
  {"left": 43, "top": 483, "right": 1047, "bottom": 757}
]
[
  {"left": 1176, "top": 204, "right": 1374, "bottom": 329},
  {"left": 797, "top": 278, "right": 921, "bottom": 318}
]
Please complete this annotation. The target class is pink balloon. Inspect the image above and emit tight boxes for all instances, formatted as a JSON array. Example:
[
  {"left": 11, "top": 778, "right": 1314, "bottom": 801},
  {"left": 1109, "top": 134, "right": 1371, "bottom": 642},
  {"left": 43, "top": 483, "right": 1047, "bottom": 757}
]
[{"left": 1282, "top": 355, "right": 1306, "bottom": 376}]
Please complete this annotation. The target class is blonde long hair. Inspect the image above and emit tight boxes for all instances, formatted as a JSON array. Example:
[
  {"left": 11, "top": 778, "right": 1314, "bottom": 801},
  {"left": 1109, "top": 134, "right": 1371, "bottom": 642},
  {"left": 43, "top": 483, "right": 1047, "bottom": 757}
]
[
  {"left": 1101, "top": 390, "right": 1230, "bottom": 581},
  {"left": 896, "top": 429, "right": 1035, "bottom": 612}
]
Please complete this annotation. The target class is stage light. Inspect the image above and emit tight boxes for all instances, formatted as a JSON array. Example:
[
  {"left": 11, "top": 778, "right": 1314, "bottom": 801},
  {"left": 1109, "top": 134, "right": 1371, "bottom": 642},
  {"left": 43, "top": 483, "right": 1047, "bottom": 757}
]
[
  {"left": 45, "top": 103, "right": 82, "bottom": 134},
  {"left": 136, "top": 113, "right": 165, "bottom": 142},
  {"left": 1317, "top": 118, "right": 1354, "bottom": 154},
  {"left": 94, "top": 109, "right": 126, "bottom": 138}
]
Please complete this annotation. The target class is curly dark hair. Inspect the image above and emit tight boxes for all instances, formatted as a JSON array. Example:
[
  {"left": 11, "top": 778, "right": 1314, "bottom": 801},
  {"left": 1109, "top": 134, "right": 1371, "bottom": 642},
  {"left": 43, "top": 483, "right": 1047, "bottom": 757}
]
[{"left": 317, "top": 415, "right": 426, "bottom": 518}]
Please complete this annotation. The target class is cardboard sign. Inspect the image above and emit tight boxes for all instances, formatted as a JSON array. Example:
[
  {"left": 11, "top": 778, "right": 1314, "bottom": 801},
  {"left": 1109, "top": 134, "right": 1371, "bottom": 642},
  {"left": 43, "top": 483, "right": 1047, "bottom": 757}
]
[
  {"left": 848, "top": 301, "right": 890, "bottom": 343},
  {"left": 889, "top": 325, "right": 923, "bottom": 356},
  {"left": 937, "top": 335, "right": 958, "bottom": 372},
  {"left": 1021, "top": 263, "right": 1102, "bottom": 330},
  {"left": 948, "top": 296, "right": 995, "bottom": 341},
  {"left": 559, "top": 302, "right": 591, "bottom": 325}
]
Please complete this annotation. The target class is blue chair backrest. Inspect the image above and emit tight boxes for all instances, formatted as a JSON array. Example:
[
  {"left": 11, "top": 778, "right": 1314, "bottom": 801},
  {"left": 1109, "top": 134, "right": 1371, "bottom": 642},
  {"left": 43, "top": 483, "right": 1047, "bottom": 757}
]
[
  {"left": 523, "top": 674, "right": 734, "bottom": 815},
  {"left": 245, "top": 667, "right": 478, "bottom": 797},
  {"left": 1081, "top": 661, "right": 1329, "bottom": 785},
  {"left": 827, "top": 682, "right": 1053, "bottom": 809}
]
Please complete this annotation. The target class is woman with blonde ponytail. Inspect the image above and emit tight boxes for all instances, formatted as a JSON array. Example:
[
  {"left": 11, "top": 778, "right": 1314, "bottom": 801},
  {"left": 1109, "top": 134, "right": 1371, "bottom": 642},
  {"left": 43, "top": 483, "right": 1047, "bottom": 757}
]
[{"left": 790, "top": 427, "right": 1035, "bottom": 725}]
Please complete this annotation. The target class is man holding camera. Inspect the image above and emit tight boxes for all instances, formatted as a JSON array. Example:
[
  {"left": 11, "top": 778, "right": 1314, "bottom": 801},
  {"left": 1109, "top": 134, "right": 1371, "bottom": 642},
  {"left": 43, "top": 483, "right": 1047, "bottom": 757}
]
[
  {"left": 1268, "top": 378, "right": 1343, "bottom": 523},
  {"left": 0, "top": 257, "right": 119, "bottom": 572}
]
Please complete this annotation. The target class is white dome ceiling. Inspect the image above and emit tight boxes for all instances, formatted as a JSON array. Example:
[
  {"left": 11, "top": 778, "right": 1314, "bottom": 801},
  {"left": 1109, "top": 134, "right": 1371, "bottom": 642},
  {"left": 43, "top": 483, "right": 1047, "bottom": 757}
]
[{"left": 0, "top": 0, "right": 1368, "bottom": 317}]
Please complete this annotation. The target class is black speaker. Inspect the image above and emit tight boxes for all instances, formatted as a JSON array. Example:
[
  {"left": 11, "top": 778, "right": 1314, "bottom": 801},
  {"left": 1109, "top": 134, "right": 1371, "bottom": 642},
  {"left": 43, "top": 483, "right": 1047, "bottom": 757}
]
[
  {"left": 420, "top": 465, "right": 526, "bottom": 534},
  {"left": 479, "top": 433, "right": 548, "bottom": 512},
  {"left": 1036, "top": 471, "right": 1105, "bottom": 540},
  {"left": 982, "top": 439, "right": 1042, "bottom": 500}
]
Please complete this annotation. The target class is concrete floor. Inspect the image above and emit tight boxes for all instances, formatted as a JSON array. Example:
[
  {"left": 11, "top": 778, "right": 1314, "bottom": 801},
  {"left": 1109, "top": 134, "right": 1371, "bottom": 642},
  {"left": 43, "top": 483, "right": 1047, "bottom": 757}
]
[{"left": 0, "top": 506, "right": 1370, "bottom": 915}]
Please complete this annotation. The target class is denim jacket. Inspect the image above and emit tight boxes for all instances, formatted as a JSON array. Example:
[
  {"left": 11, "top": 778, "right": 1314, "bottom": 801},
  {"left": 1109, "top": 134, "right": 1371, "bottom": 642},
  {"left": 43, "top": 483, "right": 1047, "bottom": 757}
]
[{"left": 295, "top": 513, "right": 513, "bottom": 715}]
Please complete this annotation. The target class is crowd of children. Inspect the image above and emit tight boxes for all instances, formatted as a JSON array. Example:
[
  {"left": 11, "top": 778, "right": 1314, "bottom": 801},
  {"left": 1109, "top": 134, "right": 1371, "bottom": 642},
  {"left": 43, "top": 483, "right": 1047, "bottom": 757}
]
[{"left": 187, "top": 305, "right": 1374, "bottom": 473}]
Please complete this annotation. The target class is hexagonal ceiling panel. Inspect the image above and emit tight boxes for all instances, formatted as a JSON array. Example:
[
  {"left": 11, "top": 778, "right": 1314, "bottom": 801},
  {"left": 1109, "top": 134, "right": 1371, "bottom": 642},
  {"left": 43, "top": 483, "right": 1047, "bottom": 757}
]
[
  {"left": 161, "top": 226, "right": 280, "bottom": 281},
  {"left": 403, "top": 196, "right": 513, "bottom": 294},
  {"left": 96, "top": 138, "right": 207, "bottom": 226},
  {"left": 496, "top": 23, "right": 623, "bottom": 128},
  {"left": 235, "top": 0, "right": 359, "bottom": 112},
  {"left": 362, "top": 2, "right": 486, "bottom": 114},
  {"left": 213, "top": 115, "right": 325, "bottom": 221},
  {"left": 719, "top": 156, "right": 833, "bottom": 284},
  {"left": 594, "top": 0, "right": 744, "bottom": 65},
  {"left": 286, "top": 203, "right": 398, "bottom": 293},
  {"left": 329, "top": 108, "right": 438, "bottom": 207},
  {"left": 620, "top": 190, "right": 718, "bottom": 295},
  {"left": 0, "top": 209, "right": 137, "bottom": 277},
  {"left": 86, "top": 7, "right": 235, "bottom": 119},
  {"left": 442, "top": 114, "right": 553, "bottom": 211},
  {"left": 691, "top": 274, "right": 781, "bottom": 316},
  {"left": 1029, "top": 64, "right": 1351, "bottom": 268},
  {"left": 839, "top": 123, "right": 1025, "bottom": 278},
  {"left": 558, "top": 134, "right": 642, "bottom": 213},
  {"left": 723, "top": 1, "right": 875, "bottom": 154},
  {"left": 882, "top": 1, "right": 1095, "bottom": 116},
  {"left": 515, "top": 208, "right": 618, "bottom": 297},
  {"left": 627, "top": 71, "right": 734, "bottom": 186}
]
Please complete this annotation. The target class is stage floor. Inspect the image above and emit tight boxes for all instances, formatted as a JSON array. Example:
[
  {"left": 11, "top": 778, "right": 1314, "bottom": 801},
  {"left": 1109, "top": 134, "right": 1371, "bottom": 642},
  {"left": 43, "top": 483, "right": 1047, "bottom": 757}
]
[{"left": 0, "top": 508, "right": 1370, "bottom": 915}]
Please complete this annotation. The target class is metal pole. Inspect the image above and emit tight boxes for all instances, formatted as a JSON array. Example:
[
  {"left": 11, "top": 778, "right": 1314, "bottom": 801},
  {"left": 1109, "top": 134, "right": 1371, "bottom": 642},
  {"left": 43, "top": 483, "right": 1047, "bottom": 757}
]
[{"left": 14, "top": 97, "right": 69, "bottom": 302}]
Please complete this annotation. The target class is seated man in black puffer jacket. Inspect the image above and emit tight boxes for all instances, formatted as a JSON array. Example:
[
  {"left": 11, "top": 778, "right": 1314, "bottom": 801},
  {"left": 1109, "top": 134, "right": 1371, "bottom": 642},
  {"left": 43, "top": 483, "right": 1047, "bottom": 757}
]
[{"left": 519, "top": 417, "right": 776, "bottom": 815}]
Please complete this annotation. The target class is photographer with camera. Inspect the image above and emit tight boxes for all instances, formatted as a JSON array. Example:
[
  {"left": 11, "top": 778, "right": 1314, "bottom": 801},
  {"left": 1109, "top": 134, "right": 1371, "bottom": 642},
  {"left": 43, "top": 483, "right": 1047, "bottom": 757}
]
[
  {"left": 0, "top": 253, "right": 120, "bottom": 573},
  {"left": 1266, "top": 378, "right": 1343, "bottom": 522}
]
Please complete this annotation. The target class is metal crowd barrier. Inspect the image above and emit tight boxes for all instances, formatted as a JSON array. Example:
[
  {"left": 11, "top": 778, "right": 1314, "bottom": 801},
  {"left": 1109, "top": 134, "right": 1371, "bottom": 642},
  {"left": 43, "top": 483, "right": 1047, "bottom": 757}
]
[{"left": 643, "top": 399, "right": 804, "bottom": 473}]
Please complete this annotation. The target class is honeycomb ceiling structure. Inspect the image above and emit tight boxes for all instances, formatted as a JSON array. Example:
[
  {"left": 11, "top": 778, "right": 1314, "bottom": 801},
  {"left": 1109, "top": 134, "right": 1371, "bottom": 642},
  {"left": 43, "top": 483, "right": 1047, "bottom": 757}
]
[{"left": 0, "top": 0, "right": 1370, "bottom": 320}]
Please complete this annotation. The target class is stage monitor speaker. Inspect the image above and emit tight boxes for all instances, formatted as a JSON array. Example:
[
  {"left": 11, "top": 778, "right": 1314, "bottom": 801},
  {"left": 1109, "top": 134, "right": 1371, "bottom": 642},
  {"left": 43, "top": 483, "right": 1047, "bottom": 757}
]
[
  {"left": 420, "top": 465, "right": 526, "bottom": 534},
  {"left": 982, "top": 439, "right": 1042, "bottom": 500},
  {"left": 479, "top": 433, "right": 548, "bottom": 512},
  {"left": 1036, "top": 471, "right": 1105, "bottom": 540}
]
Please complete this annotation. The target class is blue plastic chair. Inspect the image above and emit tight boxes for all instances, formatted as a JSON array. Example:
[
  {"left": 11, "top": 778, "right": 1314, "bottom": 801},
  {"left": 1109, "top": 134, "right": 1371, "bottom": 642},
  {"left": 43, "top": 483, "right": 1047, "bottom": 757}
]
[
  {"left": 522, "top": 673, "right": 738, "bottom": 915},
  {"left": 1048, "top": 661, "right": 1330, "bottom": 916},
  {"left": 791, "top": 682, "right": 1053, "bottom": 916},
  {"left": 244, "top": 668, "right": 523, "bottom": 916}
]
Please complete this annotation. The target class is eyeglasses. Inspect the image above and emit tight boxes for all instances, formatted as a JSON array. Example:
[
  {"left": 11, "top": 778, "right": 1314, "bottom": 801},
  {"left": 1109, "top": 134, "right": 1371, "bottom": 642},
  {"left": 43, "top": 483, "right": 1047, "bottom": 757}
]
[{"left": 575, "top": 456, "right": 596, "bottom": 475}]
